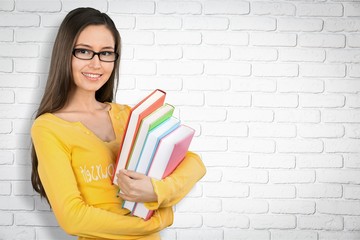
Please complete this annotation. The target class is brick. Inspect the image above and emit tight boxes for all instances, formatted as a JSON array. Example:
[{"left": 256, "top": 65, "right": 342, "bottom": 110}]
[
  {"left": 183, "top": 77, "right": 230, "bottom": 91},
  {"left": 204, "top": 182, "right": 248, "bottom": 198},
  {"left": 270, "top": 200, "right": 315, "bottom": 214},
  {"left": 318, "top": 169, "right": 360, "bottom": 184},
  {"left": 177, "top": 198, "right": 221, "bottom": 213},
  {"left": 325, "top": 18, "right": 360, "bottom": 32},
  {"left": 0, "top": 58, "right": 13, "bottom": 72},
  {"left": 223, "top": 168, "right": 268, "bottom": 183},
  {"left": 277, "top": 79, "right": 324, "bottom": 93},
  {"left": 232, "top": 47, "right": 278, "bottom": 61},
  {"left": 0, "top": 90, "right": 14, "bottom": 103},
  {"left": 344, "top": 186, "right": 360, "bottom": 200},
  {"left": 300, "top": 94, "right": 345, "bottom": 108},
  {"left": 136, "top": 16, "right": 181, "bottom": 30},
  {"left": 298, "top": 3, "right": 343, "bottom": 17},
  {"left": 0, "top": 13, "right": 40, "bottom": 27},
  {"left": 0, "top": 151, "right": 13, "bottom": 165},
  {"left": 109, "top": 0, "right": 154, "bottom": 14},
  {"left": 15, "top": 28, "right": 57, "bottom": 42},
  {"left": 158, "top": 61, "right": 203, "bottom": 75},
  {"left": 223, "top": 199, "right": 268, "bottom": 214},
  {"left": 231, "top": 16, "right": 276, "bottom": 31},
  {"left": 184, "top": 46, "right": 230, "bottom": 60},
  {"left": 325, "top": 139, "right": 360, "bottom": 153},
  {"left": 301, "top": 64, "right": 346, "bottom": 78},
  {"left": 0, "top": 182, "right": 11, "bottom": 195},
  {"left": 319, "top": 231, "right": 360, "bottom": 240},
  {"left": 201, "top": 168, "right": 222, "bottom": 182},
  {"left": 203, "top": 213, "right": 249, "bottom": 228},
  {"left": 62, "top": 0, "right": 108, "bottom": 13},
  {"left": 135, "top": 46, "right": 182, "bottom": 60},
  {"left": 229, "top": 138, "right": 275, "bottom": 153},
  {"left": 191, "top": 136, "right": 227, "bottom": 151},
  {"left": 16, "top": 0, "right": 61, "bottom": 12},
  {"left": 166, "top": 91, "right": 204, "bottom": 106},
  {"left": 14, "top": 119, "right": 33, "bottom": 134},
  {"left": 156, "top": 31, "right": 201, "bottom": 45},
  {"left": 232, "top": 78, "right": 276, "bottom": 92},
  {"left": 0, "top": 74, "right": 39, "bottom": 88},
  {"left": 183, "top": 16, "right": 229, "bottom": 30},
  {"left": 204, "top": 1, "right": 249, "bottom": 15},
  {"left": 205, "top": 62, "right": 251, "bottom": 76},
  {"left": 157, "top": 1, "right": 201, "bottom": 14},
  {"left": 0, "top": 165, "right": 31, "bottom": 180},
  {"left": 228, "top": 109, "right": 274, "bottom": 122},
  {"left": 298, "top": 215, "right": 343, "bottom": 230},
  {"left": 298, "top": 124, "right": 344, "bottom": 138},
  {"left": 172, "top": 214, "right": 202, "bottom": 228},
  {"left": 252, "top": 63, "right": 298, "bottom": 77},
  {"left": 202, "top": 152, "right": 248, "bottom": 167},
  {"left": 270, "top": 170, "right": 315, "bottom": 183},
  {"left": 275, "top": 109, "right": 321, "bottom": 123},
  {"left": 119, "top": 61, "right": 156, "bottom": 75},
  {"left": 250, "top": 154, "right": 296, "bottom": 169},
  {"left": 250, "top": 123, "right": 296, "bottom": 138},
  {"left": 251, "top": 185, "right": 296, "bottom": 199},
  {"left": 298, "top": 184, "right": 343, "bottom": 198},
  {"left": 182, "top": 107, "right": 227, "bottom": 122},
  {"left": 251, "top": 215, "right": 296, "bottom": 229},
  {"left": 349, "top": 64, "right": 360, "bottom": 77},
  {"left": 202, "top": 122, "right": 248, "bottom": 137},
  {"left": 0, "top": 227, "right": 35, "bottom": 240},
  {"left": 120, "top": 31, "right": 154, "bottom": 45},
  {"left": 0, "top": 29, "right": 13, "bottom": 41},
  {"left": 345, "top": 124, "right": 360, "bottom": 138},
  {"left": 345, "top": 216, "right": 360, "bottom": 230},
  {"left": 344, "top": 3, "right": 360, "bottom": 17},
  {"left": 40, "top": 12, "right": 66, "bottom": 27},
  {"left": 16, "top": 212, "right": 58, "bottom": 226},
  {"left": 252, "top": 93, "right": 298, "bottom": 108},
  {"left": 160, "top": 229, "right": 176, "bottom": 240},
  {"left": 0, "top": 196, "right": 34, "bottom": 210},
  {"left": 13, "top": 181, "right": 35, "bottom": 196},
  {"left": 0, "top": 44, "right": 38, "bottom": 57},
  {"left": 251, "top": 32, "right": 297, "bottom": 47},
  {"left": 327, "top": 49, "right": 360, "bottom": 63},
  {"left": 177, "top": 229, "right": 223, "bottom": 240},
  {"left": 0, "top": 211, "right": 12, "bottom": 225},
  {"left": 299, "top": 33, "right": 345, "bottom": 48},
  {"left": 252, "top": 2, "right": 295, "bottom": 16},
  {"left": 317, "top": 200, "right": 360, "bottom": 215},
  {"left": 224, "top": 230, "right": 270, "bottom": 240},
  {"left": 0, "top": 0, "right": 14, "bottom": 11},
  {"left": 110, "top": 16, "right": 135, "bottom": 29},
  {"left": 136, "top": 77, "right": 181, "bottom": 91},
  {"left": 278, "top": 18, "right": 323, "bottom": 32},
  {"left": 345, "top": 154, "right": 360, "bottom": 168},
  {"left": 206, "top": 92, "right": 251, "bottom": 107},
  {"left": 15, "top": 59, "right": 49, "bottom": 73},
  {"left": 272, "top": 230, "right": 317, "bottom": 240},
  {"left": 16, "top": 89, "right": 47, "bottom": 104},
  {"left": 277, "top": 139, "right": 323, "bottom": 153},
  {"left": 297, "top": 154, "right": 343, "bottom": 168},
  {"left": 279, "top": 48, "right": 325, "bottom": 62},
  {"left": 326, "top": 79, "right": 360, "bottom": 93},
  {"left": 202, "top": 31, "right": 249, "bottom": 46}
]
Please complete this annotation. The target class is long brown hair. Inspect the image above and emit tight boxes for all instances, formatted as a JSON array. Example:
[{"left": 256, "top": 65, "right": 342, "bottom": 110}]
[{"left": 31, "top": 7, "right": 121, "bottom": 203}]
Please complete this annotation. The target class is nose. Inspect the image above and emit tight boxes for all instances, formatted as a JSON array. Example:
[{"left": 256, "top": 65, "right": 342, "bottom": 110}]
[{"left": 88, "top": 54, "right": 101, "bottom": 68}]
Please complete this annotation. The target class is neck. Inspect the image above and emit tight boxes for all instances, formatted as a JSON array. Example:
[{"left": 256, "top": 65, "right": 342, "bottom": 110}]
[{"left": 64, "top": 88, "right": 103, "bottom": 113}]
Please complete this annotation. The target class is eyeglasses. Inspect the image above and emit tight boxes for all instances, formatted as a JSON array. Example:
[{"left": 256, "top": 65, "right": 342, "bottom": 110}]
[{"left": 72, "top": 48, "right": 119, "bottom": 62}]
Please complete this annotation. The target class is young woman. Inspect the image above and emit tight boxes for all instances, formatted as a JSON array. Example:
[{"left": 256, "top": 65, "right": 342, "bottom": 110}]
[{"left": 31, "top": 7, "right": 206, "bottom": 240}]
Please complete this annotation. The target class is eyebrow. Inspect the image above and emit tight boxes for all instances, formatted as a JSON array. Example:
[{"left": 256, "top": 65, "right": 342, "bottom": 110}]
[{"left": 74, "top": 44, "right": 115, "bottom": 51}]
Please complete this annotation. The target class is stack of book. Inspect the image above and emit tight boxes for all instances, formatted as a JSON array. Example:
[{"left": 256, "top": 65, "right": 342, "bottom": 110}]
[{"left": 112, "top": 89, "right": 195, "bottom": 220}]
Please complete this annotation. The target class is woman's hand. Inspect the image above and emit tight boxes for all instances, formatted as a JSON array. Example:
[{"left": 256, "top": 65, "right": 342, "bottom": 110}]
[{"left": 116, "top": 169, "right": 158, "bottom": 203}]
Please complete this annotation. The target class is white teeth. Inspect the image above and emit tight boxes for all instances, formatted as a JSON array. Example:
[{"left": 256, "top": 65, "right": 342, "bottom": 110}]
[{"left": 83, "top": 73, "right": 101, "bottom": 78}]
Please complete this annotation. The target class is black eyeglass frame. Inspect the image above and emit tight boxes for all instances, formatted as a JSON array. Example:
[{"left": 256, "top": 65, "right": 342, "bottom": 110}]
[{"left": 72, "top": 48, "right": 119, "bottom": 62}]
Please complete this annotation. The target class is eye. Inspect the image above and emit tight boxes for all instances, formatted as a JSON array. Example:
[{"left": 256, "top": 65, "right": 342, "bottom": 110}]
[
  {"left": 76, "top": 49, "right": 91, "bottom": 55},
  {"left": 100, "top": 51, "right": 114, "bottom": 56}
]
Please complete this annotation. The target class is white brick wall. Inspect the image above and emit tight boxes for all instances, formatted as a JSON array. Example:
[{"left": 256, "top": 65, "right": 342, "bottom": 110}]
[{"left": 0, "top": 0, "right": 360, "bottom": 239}]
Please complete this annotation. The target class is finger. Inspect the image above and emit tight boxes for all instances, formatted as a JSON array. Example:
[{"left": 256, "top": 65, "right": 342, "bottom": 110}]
[{"left": 122, "top": 170, "right": 147, "bottom": 180}]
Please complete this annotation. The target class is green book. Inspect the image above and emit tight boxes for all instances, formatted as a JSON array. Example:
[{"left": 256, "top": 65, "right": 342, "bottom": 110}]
[{"left": 125, "top": 103, "right": 174, "bottom": 170}]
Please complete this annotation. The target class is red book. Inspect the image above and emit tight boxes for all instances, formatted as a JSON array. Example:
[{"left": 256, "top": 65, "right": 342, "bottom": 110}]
[
  {"left": 132, "top": 125, "right": 195, "bottom": 220},
  {"left": 112, "top": 89, "right": 166, "bottom": 185}
]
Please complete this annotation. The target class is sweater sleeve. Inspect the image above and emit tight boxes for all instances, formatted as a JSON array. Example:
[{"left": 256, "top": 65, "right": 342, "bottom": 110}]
[
  {"left": 31, "top": 124, "right": 173, "bottom": 239},
  {"left": 144, "top": 152, "right": 206, "bottom": 210}
]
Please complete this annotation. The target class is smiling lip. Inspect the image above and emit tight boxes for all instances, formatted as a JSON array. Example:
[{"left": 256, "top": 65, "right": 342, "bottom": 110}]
[{"left": 82, "top": 72, "right": 102, "bottom": 80}]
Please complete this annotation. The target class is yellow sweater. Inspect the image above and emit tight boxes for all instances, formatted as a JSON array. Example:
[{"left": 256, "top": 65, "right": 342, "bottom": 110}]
[{"left": 31, "top": 103, "right": 206, "bottom": 240}]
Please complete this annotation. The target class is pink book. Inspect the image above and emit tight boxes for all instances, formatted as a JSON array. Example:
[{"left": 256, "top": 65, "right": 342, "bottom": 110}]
[
  {"left": 132, "top": 125, "right": 195, "bottom": 220},
  {"left": 112, "top": 89, "right": 166, "bottom": 185}
]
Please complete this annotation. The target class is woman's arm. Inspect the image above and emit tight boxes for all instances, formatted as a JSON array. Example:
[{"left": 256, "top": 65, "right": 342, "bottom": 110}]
[{"left": 31, "top": 124, "right": 173, "bottom": 239}]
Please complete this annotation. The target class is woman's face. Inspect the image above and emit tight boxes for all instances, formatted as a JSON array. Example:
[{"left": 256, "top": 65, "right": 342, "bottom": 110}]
[{"left": 71, "top": 25, "right": 115, "bottom": 94}]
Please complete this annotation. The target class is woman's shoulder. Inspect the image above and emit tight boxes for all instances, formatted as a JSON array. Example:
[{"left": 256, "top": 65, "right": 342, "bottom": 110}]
[{"left": 109, "top": 102, "right": 131, "bottom": 116}]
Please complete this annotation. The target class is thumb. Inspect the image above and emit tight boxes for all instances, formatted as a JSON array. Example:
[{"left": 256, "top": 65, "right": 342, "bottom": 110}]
[{"left": 122, "top": 169, "right": 146, "bottom": 180}]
